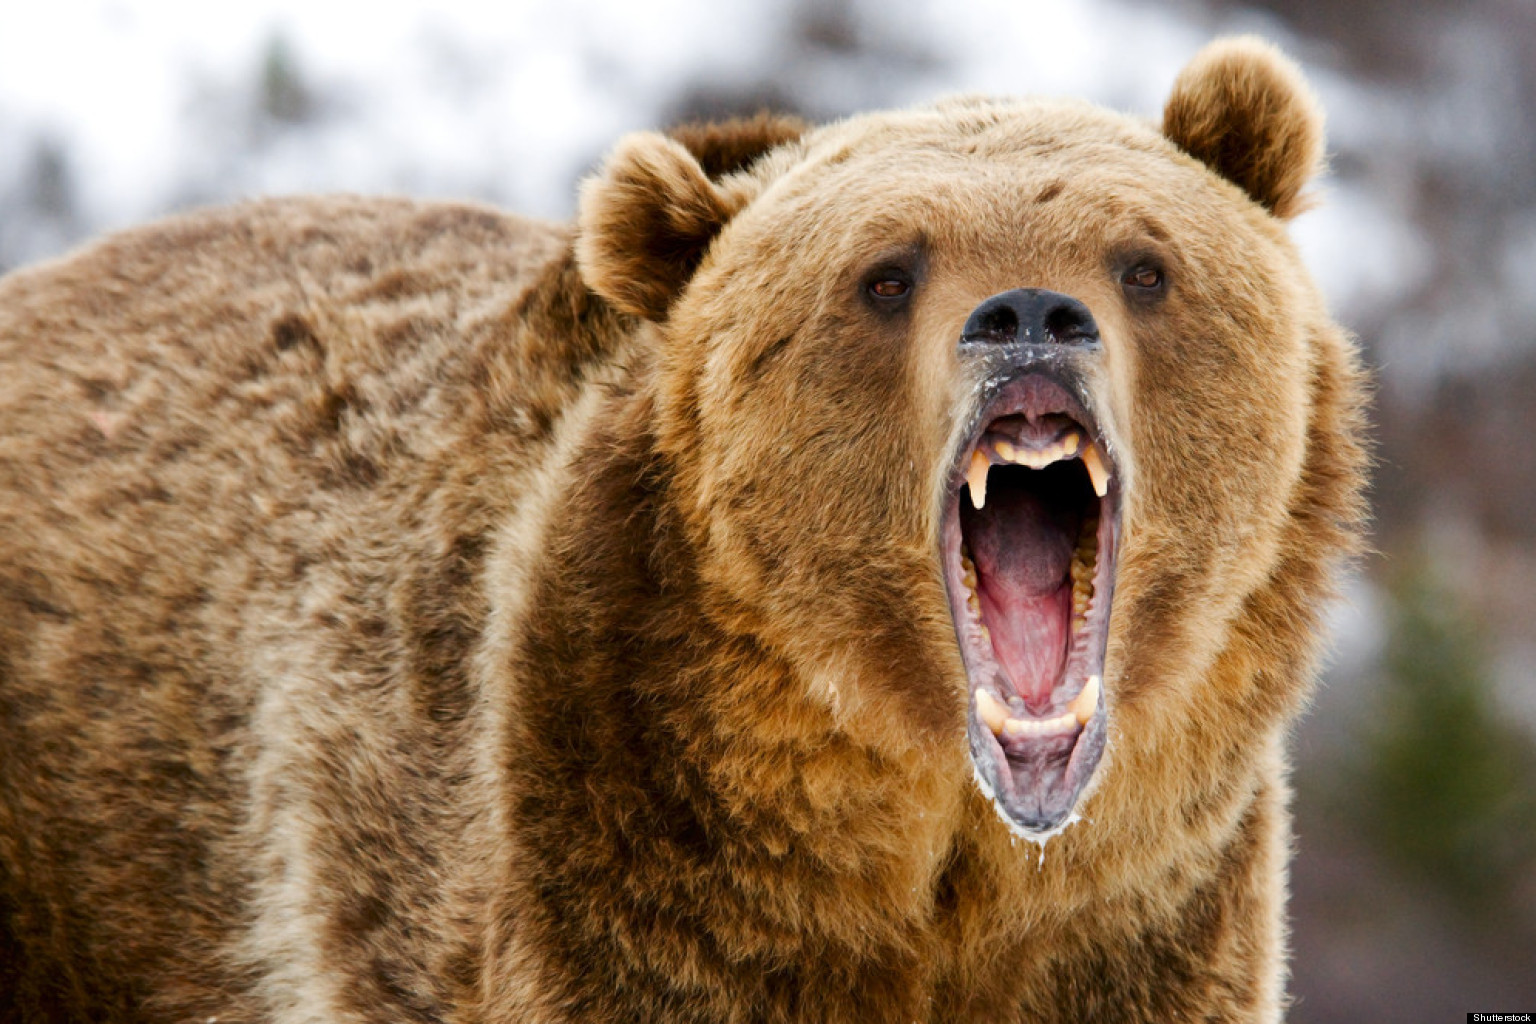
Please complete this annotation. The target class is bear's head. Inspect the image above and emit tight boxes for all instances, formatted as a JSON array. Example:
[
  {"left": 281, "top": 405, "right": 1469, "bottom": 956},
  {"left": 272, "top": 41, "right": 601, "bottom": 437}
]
[{"left": 575, "top": 37, "right": 1357, "bottom": 841}]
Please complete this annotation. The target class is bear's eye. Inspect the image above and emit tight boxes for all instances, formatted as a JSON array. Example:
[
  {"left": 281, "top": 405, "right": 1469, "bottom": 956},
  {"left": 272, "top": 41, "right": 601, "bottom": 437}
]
[
  {"left": 1121, "top": 264, "right": 1164, "bottom": 292},
  {"left": 859, "top": 245, "right": 924, "bottom": 312}
]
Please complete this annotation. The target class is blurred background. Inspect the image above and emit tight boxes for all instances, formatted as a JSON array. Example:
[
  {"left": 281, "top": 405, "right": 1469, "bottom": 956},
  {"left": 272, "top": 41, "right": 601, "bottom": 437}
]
[{"left": 2, "top": 0, "right": 1532, "bottom": 1018}]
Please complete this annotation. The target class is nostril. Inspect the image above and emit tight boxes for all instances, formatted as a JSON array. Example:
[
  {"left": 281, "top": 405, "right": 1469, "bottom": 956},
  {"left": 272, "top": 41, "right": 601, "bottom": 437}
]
[
  {"left": 1044, "top": 303, "right": 1096, "bottom": 344},
  {"left": 970, "top": 305, "right": 1019, "bottom": 344}
]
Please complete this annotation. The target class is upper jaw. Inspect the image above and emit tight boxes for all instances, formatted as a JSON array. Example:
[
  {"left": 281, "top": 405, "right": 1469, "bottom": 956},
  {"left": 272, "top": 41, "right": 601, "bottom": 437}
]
[{"left": 939, "top": 349, "right": 1119, "bottom": 837}]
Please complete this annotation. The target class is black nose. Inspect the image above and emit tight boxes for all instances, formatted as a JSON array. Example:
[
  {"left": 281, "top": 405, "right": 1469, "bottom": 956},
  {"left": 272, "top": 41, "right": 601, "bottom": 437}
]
[{"left": 960, "top": 288, "right": 1099, "bottom": 347}]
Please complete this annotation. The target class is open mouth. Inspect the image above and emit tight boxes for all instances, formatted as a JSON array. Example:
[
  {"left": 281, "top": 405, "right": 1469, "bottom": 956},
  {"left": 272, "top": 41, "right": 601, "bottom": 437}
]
[{"left": 941, "top": 372, "right": 1117, "bottom": 837}]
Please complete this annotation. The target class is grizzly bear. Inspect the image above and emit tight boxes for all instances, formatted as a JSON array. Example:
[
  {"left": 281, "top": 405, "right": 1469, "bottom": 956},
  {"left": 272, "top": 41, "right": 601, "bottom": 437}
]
[{"left": 0, "top": 35, "right": 1365, "bottom": 1024}]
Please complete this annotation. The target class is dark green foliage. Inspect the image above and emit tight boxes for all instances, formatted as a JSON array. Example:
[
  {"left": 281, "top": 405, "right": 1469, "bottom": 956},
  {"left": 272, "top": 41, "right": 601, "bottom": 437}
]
[{"left": 1361, "top": 558, "right": 1536, "bottom": 910}]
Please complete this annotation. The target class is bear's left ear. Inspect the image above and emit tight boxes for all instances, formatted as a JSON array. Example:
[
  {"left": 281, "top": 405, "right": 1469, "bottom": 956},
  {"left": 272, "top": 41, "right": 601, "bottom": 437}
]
[
  {"left": 1162, "top": 36, "right": 1325, "bottom": 220},
  {"left": 577, "top": 132, "right": 748, "bottom": 322}
]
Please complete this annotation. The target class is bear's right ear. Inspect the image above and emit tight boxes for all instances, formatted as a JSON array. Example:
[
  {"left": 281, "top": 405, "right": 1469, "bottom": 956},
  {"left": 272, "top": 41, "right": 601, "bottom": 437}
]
[{"left": 576, "top": 132, "right": 747, "bottom": 322}]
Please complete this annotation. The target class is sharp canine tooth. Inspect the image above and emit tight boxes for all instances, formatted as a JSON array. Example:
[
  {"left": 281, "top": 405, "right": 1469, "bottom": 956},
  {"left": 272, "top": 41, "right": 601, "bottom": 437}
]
[
  {"left": 967, "top": 449, "right": 990, "bottom": 508},
  {"left": 975, "top": 690, "right": 1009, "bottom": 735},
  {"left": 1069, "top": 675, "right": 1101, "bottom": 725},
  {"left": 1081, "top": 443, "right": 1109, "bottom": 497}
]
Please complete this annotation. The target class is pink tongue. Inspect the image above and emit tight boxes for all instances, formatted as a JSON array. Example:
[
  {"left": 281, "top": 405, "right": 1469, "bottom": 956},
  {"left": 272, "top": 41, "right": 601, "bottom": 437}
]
[
  {"left": 967, "top": 487, "right": 1074, "bottom": 707},
  {"left": 977, "top": 583, "right": 1070, "bottom": 707}
]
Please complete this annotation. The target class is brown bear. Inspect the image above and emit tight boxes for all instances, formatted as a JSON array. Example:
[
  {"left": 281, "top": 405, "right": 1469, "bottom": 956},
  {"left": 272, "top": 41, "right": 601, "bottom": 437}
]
[{"left": 0, "top": 36, "right": 1366, "bottom": 1024}]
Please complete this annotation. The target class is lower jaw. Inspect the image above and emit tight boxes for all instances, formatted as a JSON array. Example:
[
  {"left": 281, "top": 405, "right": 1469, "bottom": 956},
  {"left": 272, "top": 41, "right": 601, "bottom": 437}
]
[
  {"left": 943, "top": 503, "right": 1115, "bottom": 838},
  {"left": 968, "top": 708, "right": 1107, "bottom": 837}
]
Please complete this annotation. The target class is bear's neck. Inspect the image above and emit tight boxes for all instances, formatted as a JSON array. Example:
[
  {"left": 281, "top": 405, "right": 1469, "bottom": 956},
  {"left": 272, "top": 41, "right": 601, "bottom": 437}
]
[{"left": 484, "top": 387, "right": 967, "bottom": 977}]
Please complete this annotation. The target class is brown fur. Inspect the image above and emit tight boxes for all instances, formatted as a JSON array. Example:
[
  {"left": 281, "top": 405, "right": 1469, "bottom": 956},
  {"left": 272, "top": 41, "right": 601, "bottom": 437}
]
[
  {"left": 0, "top": 37, "right": 1366, "bottom": 1023},
  {"left": 669, "top": 112, "right": 810, "bottom": 180},
  {"left": 1163, "top": 36, "right": 1325, "bottom": 220}
]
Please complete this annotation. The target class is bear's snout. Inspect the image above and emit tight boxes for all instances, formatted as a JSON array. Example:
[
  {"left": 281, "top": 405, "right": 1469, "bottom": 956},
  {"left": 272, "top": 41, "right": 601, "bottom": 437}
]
[{"left": 960, "top": 288, "right": 1100, "bottom": 349}]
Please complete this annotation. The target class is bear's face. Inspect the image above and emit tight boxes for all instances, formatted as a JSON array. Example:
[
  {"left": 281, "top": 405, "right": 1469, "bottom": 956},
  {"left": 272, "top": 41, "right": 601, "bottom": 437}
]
[{"left": 578, "top": 39, "right": 1331, "bottom": 837}]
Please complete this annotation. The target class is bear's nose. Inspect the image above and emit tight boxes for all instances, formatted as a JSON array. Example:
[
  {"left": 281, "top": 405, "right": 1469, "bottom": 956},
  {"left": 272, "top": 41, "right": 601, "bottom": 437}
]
[{"left": 960, "top": 289, "right": 1099, "bottom": 348}]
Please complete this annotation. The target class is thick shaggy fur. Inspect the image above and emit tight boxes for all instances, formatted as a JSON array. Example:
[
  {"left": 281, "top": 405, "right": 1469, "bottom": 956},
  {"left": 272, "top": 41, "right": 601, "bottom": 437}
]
[{"left": 0, "top": 38, "right": 1365, "bottom": 1023}]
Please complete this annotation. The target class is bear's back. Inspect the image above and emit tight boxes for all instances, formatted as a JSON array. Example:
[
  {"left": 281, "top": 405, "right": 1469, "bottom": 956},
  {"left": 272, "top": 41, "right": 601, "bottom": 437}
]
[{"left": 0, "top": 196, "right": 583, "bottom": 1019}]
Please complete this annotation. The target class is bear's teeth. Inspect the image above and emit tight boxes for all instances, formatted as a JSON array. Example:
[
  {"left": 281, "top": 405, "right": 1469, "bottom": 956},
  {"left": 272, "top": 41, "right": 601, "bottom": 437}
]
[
  {"left": 966, "top": 449, "right": 990, "bottom": 509},
  {"left": 978, "top": 685, "right": 1095, "bottom": 738},
  {"left": 1068, "top": 675, "right": 1101, "bottom": 725},
  {"left": 1081, "top": 443, "right": 1110, "bottom": 497},
  {"left": 981, "top": 430, "right": 1093, "bottom": 476},
  {"left": 1071, "top": 518, "right": 1097, "bottom": 615},
  {"left": 975, "top": 689, "right": 1010, "bottom": 736},
  {"left": 1003, "top": 443, "right": 1065, "bottom": 470},
  {"left": 1002, "top": 712, "right": 1077, "bottom": 737}
]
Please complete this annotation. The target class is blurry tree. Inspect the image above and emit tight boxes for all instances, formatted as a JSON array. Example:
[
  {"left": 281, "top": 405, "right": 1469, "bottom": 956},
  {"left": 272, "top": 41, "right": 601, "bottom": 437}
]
[
  {"left": 0, "top": 136, "right": 80, "bottom": 274},
  {"left": 27, "top": 139, "right": 73, "bottom": 219},
  {"left": 259, "top": 35, "right": 316, "bottom": 127},
  {"left": 1358, "top": 557, "right": 1536, "bottom": 916}
]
